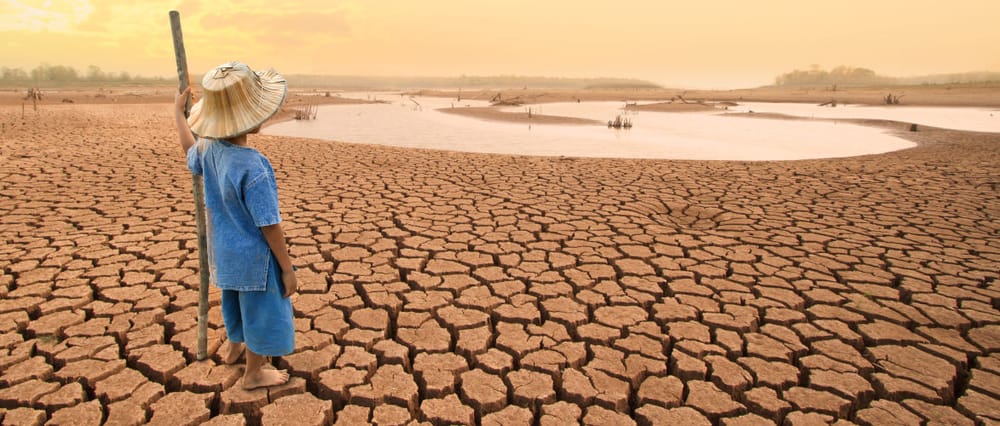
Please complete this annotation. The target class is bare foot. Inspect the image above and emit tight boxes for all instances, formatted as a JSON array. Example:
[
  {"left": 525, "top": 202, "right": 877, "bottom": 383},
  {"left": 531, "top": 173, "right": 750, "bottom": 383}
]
[
  {"left": 242, "top": 368, "right": 289, "bottom": 390},
  {"left": 222, "top": 341, "right": 244, "bottom": 365}
]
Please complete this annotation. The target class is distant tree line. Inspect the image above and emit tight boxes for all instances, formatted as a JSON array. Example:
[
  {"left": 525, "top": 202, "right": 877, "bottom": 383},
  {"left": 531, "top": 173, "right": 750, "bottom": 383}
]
[
  {"left": 774, "top": 66, "right": 893, "bottom": 87},
  {"left": 0, "top": 64, "right": 167, "bottom": 84},
  {"left": 774, "top": 65, "right": 1000, "bottom": 87},
  {"left": 283, "top": 74, "right": 662, "bottom": 90},
  {"left": 1, "top": 64, "right": 662, "bottom": 89}
]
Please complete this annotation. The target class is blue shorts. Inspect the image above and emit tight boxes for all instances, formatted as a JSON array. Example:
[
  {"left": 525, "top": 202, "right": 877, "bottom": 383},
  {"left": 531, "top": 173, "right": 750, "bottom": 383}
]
[{"left": 220, "top": 256, "right": 295, "bottom": 357}]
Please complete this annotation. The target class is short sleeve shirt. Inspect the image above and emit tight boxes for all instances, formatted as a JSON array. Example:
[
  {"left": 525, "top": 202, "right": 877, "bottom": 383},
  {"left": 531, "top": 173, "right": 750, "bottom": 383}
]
[{"left": 187, "top": 139, "right": 281, "bottom": 291}]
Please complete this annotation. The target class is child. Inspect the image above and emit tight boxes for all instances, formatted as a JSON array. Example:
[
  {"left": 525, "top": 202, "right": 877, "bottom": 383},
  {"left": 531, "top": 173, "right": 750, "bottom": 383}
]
[{"left": 174, "top": 61, "right": 297, "bottom": 389}]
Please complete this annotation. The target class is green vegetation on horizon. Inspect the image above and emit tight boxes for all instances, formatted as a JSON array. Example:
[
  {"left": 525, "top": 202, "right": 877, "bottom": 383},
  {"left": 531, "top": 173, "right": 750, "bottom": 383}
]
[
  {"left": 774, "top": 65, "right": 1000, "bottom": 87},
  {"left": 281, "top": 74, "right": 662, "bottom": 90},
  {"left": 1, "top": 64, "right": 169, "bottom": 87},
  {"left": 8, "top": 63, "right": 999, "bottom": 90},
  {"left": 0, "top": 63, "right": 660, "bottom": 90}
]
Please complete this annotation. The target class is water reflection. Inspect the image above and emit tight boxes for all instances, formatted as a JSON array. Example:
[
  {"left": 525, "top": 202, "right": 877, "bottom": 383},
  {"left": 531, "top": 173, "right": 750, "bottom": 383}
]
[{"left": 264, "top": 96, "right": 923, "bottom": 161}]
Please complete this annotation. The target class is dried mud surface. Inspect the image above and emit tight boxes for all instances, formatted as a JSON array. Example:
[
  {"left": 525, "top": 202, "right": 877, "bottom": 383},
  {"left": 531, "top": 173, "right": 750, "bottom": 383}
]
[{"left": 1, "top": 103, "right": 998, "bottom": 425}]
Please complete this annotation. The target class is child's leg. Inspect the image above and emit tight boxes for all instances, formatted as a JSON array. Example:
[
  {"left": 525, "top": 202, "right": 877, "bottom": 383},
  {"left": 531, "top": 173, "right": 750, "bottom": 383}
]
[
  {"left": 222, "top": 341, "right": 244, "bottom": 365},
  {"left": 243, "top": 350, "right": 289, "bottom": 389},
  {"left": 237, "top": 258, "right": 295, "bottom": 389},
  {"left": 220, "top": 289, "right": 245, "bottom": 364}
]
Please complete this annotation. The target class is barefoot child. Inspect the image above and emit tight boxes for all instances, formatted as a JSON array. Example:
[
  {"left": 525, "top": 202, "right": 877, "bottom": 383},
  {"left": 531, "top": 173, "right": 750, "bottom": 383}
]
[{"left": 174, "top": 61, "right": 297, "bottom": 389}]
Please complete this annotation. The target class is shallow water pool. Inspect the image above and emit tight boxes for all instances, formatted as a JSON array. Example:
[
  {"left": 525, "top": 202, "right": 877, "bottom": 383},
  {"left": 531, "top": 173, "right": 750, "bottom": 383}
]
[{"left": 264, "top": 95, "right": 924, "bottom": 161}]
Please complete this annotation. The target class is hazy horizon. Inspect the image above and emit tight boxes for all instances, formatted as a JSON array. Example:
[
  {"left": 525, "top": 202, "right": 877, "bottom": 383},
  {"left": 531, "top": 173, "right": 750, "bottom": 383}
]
[{"left": 2, "top": 0, "right": 999, "bottom": 89}]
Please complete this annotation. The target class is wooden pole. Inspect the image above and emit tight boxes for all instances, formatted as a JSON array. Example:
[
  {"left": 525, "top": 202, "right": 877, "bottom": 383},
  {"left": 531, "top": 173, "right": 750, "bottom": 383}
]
[{"left": 170, "top": 10, "right": 211, "bottom": 361}]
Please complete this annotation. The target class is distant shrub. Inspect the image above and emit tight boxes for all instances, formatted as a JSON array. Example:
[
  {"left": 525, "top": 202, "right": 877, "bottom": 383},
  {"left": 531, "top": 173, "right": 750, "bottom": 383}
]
[{"left": 774, "top": 65, "right": 1000, "bottom": 87}]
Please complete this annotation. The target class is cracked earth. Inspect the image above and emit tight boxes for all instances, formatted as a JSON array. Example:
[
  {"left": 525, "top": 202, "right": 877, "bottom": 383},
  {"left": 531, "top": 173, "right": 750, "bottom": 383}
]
[{"left": 0, "top": 103, "right": 998, "bottom": 425}]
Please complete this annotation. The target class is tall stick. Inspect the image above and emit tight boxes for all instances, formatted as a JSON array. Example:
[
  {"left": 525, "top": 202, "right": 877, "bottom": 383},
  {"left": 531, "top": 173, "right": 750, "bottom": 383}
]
[{"left": 170, "top": 10, "right": 210, "bottom": 361}]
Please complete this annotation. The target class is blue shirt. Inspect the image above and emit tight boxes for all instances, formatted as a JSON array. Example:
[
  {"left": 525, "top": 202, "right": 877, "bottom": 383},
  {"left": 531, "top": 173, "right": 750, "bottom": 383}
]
[{"left": 187, "top": 139, "right": 281, "bottom": 291}]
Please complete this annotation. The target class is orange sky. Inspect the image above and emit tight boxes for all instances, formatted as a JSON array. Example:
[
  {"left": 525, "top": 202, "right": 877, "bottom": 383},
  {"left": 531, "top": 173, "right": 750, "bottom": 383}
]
[{"left": 2, "top": 0, "right": 998, "bottom": 88}]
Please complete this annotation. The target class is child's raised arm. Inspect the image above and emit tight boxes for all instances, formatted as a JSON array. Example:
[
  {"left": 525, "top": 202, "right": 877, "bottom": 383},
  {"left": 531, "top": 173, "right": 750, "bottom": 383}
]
[{"left": 175, "top": 87, "right": 197, "bottom": 153}]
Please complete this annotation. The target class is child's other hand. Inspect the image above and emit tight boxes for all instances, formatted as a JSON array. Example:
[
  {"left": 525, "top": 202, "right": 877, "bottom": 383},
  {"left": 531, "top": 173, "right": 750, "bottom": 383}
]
[
  {"left": 175, "top": 87, "right": 192, "bottom": 113},
  {"left": 281, "top": 269, "right": 298, "bottom": 298}
]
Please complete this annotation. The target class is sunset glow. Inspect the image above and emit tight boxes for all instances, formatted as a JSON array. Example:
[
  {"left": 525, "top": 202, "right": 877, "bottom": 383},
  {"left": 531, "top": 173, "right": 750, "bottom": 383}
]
[{"left": 2, "top": 0, "right": 998, "bottom": 88}]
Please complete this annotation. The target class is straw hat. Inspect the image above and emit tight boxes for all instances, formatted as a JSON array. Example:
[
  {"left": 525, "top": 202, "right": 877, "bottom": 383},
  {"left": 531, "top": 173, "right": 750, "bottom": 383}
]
[{"left": 187, "top": 61, "right": 287, "bottom": 139}]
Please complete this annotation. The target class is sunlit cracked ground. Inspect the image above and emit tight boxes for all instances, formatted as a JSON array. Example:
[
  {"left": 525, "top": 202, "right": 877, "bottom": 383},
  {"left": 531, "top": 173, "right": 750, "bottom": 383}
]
[{"left": 1, "top": 103, "right": 998, "bottom": 425}]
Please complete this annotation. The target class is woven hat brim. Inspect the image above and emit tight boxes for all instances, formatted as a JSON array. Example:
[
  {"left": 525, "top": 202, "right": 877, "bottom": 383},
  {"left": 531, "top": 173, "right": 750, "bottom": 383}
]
[{"left": 188, "top": 69, "right": 288, "bottom": 139}]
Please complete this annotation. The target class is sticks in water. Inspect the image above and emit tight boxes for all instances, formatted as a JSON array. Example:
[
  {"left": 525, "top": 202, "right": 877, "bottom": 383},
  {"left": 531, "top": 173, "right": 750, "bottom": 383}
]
[
  {"left": 608, "top": 115, "right": 633, "bottom": 129},
  {"left": 294, "top": 104, "right": 318, "bottom": 120}
]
